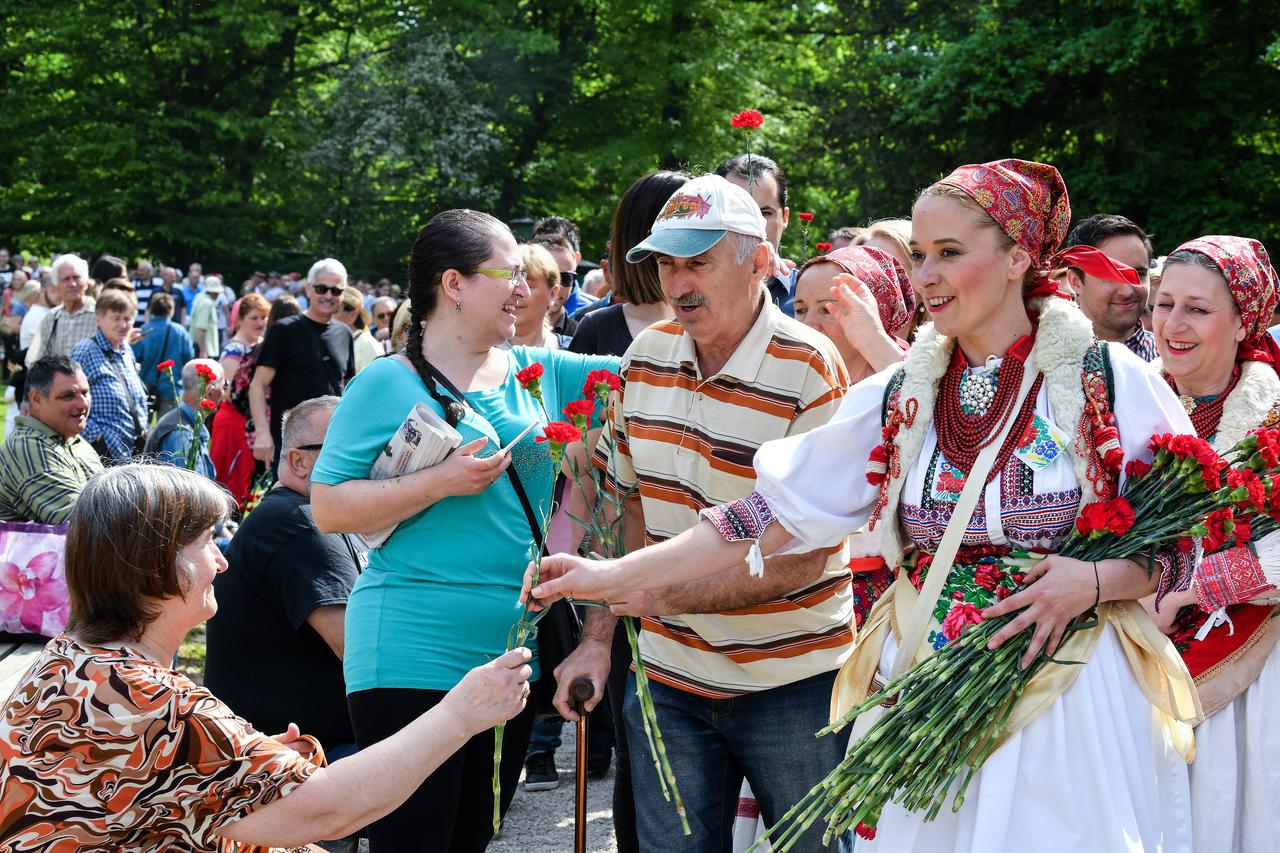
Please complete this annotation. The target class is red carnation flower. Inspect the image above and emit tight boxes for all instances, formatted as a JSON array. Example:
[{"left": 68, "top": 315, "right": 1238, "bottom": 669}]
[
  {"left": 199, "top": 399, "right": 217, "bottom": 411},
  {"left": 1234, "top": 510, "right": 1253, "bottom": 545},
  {"left": 1228, "top": 467, "right": 1267, "bottom": 513},
  {"left": 517, "top": 363, "right": 545, "bottom": 402},
  {"left": 730, "top": 109, "right": 764, "bottom": 130},
  {"left": 536, "top": 420, "right": 583, "bottom": 447},
  {"left": 1124, "top": 459, "right": 1152, "bottom": 480},
  {"left": 1075, "top": 496, "right": 1135, "bottom": 539},
  {"left": 156, "top": 359, "right": 175, "bottom": 373},
  {"left": 855, "top": 822, "right": 877, "bottom": 840},
  {"left": 815, "top": 242, "right": 833, "bottom": 253},
  {"left": 195, "top": 363, "right": 218, "bottom": 383},
  {"left": 798, "top": 212, "right": 814, "bottom": 224},
  {"left": 563, "top": 398, "right": 595, "bottom": 431},
  {"left": 1196, "top": 507, "right": 1235, "bottom": 553},
  {"left": 583, "top": 368, "right": 621, "bottom": 402}
]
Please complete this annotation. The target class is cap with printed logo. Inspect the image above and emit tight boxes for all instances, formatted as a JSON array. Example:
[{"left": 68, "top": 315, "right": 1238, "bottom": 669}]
[{"left": 626, "top": 174, "right": 768, "bottom": 263}]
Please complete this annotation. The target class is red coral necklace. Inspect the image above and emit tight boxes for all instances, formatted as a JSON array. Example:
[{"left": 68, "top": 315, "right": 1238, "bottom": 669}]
[
  {"left": 1167, "top": 366, "right": 1240, "bottom": 440},
  {"left": 935, "top": 336, "right": 1042, "bottom": 483}
]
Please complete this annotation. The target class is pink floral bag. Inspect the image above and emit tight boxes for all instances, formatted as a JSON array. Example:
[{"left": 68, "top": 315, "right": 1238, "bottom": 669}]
[{"left": 0, "top": 521, "right": 70, "bottom": 641}]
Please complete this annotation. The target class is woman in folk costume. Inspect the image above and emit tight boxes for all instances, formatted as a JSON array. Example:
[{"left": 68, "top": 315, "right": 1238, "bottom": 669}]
[
  {"left": 1144, "top": 236, "right": 1280, "bottom": 853},
  {"left": 528, "top": 159, "right": 1204, "bottom": 852}
]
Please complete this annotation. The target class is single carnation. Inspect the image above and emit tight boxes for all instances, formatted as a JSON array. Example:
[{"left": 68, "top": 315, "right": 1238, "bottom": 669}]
[
  {"left": 199, "top": 399, "right": 217, "bottom": 410},
  {"left": 562, "top": 398, "right": 596, "bottom": 431},
  {"left": 583, "top": 368, "right": 622, "bottom": 401},
  {"left": 815, "top": 242, "right": 833, "bottom": 253},
  {"left": 517, "top": 363, "right": 545, "bottom": 401},
  {"left": 156, "top": 359, "right": 175, "bottom": 373},
  {"left": 730, "top": 109, "right": 764, "bottom": 130},
  {"left": 536, "top": 420, "right": 583, "bottom": 447},
  {"left": 798, "top": 212, "right": 814, "bottom": 224},
  {"left": 195, "top": 363, "right": 218, "bottom": 383},
  {"left": 1124, "top": 459, "right": 1152, "bottom": 480}
]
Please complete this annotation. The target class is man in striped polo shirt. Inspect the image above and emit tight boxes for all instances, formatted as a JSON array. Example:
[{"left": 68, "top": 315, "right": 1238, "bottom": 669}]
[{"left": 553, "top": 174, "right": 854, "bottom": 851}]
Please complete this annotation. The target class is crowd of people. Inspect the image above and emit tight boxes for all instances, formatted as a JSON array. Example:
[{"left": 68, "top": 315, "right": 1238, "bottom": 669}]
[{"left": 0, "top": 149, "right": 1276, "bottom": 853}]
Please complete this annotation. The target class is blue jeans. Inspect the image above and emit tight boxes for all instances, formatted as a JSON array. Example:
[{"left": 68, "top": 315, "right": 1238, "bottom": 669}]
[{"left": 624, "top": 669, "right": 849, "bottom": 853}]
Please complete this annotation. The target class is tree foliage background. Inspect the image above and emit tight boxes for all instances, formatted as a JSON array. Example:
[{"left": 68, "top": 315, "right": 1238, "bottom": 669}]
[{"left": 1, "top": 0, "right": 1277, "bottom": 281}]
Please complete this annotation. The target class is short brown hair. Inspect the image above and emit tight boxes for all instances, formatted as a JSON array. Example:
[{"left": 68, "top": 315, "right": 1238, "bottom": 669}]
[
  {"left": 149, "top": 291, "right": 175, "bottom": 317},
  {"left": 64, "top": 465, "right": 234, "bottom": 644},
  {"left": 238, "top": 292, "right": 270, "bottom": 319},
  {"left": 94, "top": 287, "right": 137, "bottom": 317}
]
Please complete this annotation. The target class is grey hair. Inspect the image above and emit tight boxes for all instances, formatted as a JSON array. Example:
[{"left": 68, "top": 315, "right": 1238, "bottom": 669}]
[
  {"left": 51, "top": 253, "right": 88, "bottom": 281},
  {"left": 181, "top": 358, "right": 222, "bottom": 390},
  {"left": 307, "top": 257, "right": 348, "bottom": 285},
  {"left": 1163, "top": 249, "right": 1238, "bottom": 314},
  {"left": 372, "top": 296, "right": 397, "bottom": 314},
  {"left": 281, "top": 395, "right": 340, "bottom": 451},
  {"left": 732, "top": 232, "right": 763, "bottom": 265}
]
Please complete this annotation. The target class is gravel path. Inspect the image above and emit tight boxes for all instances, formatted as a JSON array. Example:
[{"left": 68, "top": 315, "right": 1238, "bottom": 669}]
[{"left": 491, "top": 722, "right": 618, "bottom": 853}]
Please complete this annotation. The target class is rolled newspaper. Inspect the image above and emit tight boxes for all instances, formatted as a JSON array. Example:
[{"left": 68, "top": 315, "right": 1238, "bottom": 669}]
[{"left": 366, "top": 402, "right": 463, "bottom": 547}]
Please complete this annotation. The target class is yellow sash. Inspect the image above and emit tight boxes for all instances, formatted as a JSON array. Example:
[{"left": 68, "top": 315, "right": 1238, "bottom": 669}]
[{"left": 831, "top": 563, "right": 1204, "bottom": 762}]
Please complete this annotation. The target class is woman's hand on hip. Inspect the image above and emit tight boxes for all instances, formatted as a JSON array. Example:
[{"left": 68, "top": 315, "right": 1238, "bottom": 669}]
[
  {"left": 982, "top": 554, "right": 1099, "bottom": 668},
  {"left": 434, "top": 437, "right": 509, "bottom": 497}
]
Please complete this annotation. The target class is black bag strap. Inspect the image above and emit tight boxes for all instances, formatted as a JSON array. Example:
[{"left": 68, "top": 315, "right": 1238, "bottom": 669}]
[
  {"left": 101, "top": 343, "right": 145, "bottom": 440},
  {"left": 415, "top": 355, "right": 544, "bottom": 550}
]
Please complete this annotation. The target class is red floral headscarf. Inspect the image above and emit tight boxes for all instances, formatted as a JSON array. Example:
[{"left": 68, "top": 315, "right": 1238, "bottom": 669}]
[
  {"left": 1174, "top": 236, "right": 1280, "bottom": 368},
  {"left": 799, "top": 245, "right": 913, "bottom": 334},
  {"left": 936, "top": 159, "right": 1072, "bottom": 278}
]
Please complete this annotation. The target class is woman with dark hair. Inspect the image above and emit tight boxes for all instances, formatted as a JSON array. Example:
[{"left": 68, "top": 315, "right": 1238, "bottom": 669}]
[
  {"left": 1146, "top": 236, "right": 1280, "bottom": 853},
  {"left": 309, "top": 209, "right": 618, "bottom": 851},
  {"left": 0, "top": 465, "right": 531, "bottom": 851},
  {"left": 568, "top": 169, "right": 688, "bottom": 358},
  {"left": 531, "top": 161, "right": 1204, "bottom": 852}
]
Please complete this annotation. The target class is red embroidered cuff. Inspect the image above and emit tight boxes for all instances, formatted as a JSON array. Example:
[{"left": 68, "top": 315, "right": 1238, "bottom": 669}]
[
  {"left": 1193, "top": 545, "right": 1277, "bottom": 612},
  {"left": 700, "top": 491, "right": 775, "bottom": 543}
]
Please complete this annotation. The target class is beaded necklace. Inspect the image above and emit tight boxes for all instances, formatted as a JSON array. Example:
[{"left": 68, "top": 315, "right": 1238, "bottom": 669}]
[
  {"left": 1167, "top": 365, "right": 1241, "bottom": 440},
  {"left": 934, "top": 335, "right": 1042, "bottom": 483}
]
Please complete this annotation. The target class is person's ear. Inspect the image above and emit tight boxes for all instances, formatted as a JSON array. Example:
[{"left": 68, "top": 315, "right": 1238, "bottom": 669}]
[
  {"left": 1007, "top": 246, "right": 1033, "bottom": 285},
  {"left": 440, "top": 269, "right": 466, "bottom": 307},
  {"left": 752, "top": 242, "right": 773, "bottom": 279}
]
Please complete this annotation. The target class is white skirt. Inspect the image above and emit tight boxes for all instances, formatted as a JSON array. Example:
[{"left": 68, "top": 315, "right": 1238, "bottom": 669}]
[
  {"left": 856, "top": 625, "right": 1192, "bottom": 853},
  {"left": 1190, "top": 642, "right": 1280, "bottom": 853}
]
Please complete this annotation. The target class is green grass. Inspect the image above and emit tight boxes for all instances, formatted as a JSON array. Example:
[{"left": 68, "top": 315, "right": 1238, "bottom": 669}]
[{"left": 179, "top": 623, "right": 207, "bottom": 685}]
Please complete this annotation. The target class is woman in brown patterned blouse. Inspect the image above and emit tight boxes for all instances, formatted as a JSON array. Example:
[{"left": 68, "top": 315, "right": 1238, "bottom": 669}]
[{"left": 0, "top": 464, "right": 532, "bottom": 852}]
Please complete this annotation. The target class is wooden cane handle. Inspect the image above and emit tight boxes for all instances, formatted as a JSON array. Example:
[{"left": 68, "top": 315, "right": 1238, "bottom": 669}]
[{"left": 569, "top": 676, "right": 594, "bottom": 714}]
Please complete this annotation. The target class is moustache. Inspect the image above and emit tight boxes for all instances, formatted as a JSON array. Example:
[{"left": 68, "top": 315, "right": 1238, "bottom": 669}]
[{"left": 671, "top": 294, "right": 709, "bottom": 308}]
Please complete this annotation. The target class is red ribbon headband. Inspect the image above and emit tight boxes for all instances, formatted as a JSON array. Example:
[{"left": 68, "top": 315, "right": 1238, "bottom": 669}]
[{"left": 1052, "top": 245, "right": 1141, "bottom": 286}]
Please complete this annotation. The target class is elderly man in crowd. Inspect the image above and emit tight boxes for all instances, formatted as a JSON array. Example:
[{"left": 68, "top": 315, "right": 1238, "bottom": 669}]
[
  {"left": 28, "top": 254, "right": 97, "bottom": 363},
  {"left": 370, "top": 295, "right": 397, "bottom": 343},
  {"left": 1059, "top": 213, "right": 1157, "bottom": 360},
  {"left": 132, "top": 292, "right": 196, "bottom": 417},
  {"left": 143, "top": 358, "right": 223, "bottom": 478},
  {"left": 69, "top": 289, "right": 150, "bottom": 463},
  {"left": 716, "top": 153, "right": 795, "bottom": 316},
  {"left": 206, "top": 396, "right": 365, "bottom": 770},
  {"left": 552, "top": 174, "right": 854, "bottom": 852},
  {"left": 251, "top": 258, "right": 355, "bottom": 472},
  {"left": 0, "top": 356, "right": 102, "bottom": 524}
]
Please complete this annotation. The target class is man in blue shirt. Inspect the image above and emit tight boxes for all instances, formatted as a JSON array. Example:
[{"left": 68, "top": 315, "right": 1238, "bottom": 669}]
[
  {"left": 180, "top": 262, "right": 203, "bottom": 325},
  {"left": 143, "top": 357, "right": 223, "bottom": 479},
  {"left": 132, "top": 292, "right": 195, "bottom": 418}
]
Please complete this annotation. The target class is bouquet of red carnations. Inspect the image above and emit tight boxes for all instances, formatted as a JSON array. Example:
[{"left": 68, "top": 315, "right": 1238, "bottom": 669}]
[{"left": 753, "top": 427, "right": 1280, "bottom": 850}]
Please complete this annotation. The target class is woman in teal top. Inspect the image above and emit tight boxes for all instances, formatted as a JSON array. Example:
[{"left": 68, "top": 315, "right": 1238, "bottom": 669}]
[{"left": 311, "top": 208, "right": 618, "bottom": 853}]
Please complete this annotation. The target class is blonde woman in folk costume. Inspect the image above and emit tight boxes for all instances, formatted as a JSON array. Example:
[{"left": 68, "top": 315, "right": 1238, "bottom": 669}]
[
  {"left": 1146, "top": 235, "right": 1280, "bottom": 853},
  {"left": 530, "top": 159, "right": 1203, "bottom": 852}
]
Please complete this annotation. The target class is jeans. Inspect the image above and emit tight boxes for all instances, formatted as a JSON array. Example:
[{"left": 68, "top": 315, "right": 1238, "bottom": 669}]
[{"left": 624, "top": 669, "right": 848, "bottom": 853}]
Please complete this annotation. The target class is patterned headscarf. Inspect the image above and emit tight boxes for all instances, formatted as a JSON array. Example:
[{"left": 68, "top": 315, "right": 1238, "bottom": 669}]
[
  {"left": 936, "top": 159, "right": 1072, "bottom": 275},
  {"left": 800, "top": 245, "right": 914, "bottom": 334},
  {"left": 1174, "top": 236, "right": 1280, "bottom": 367}
]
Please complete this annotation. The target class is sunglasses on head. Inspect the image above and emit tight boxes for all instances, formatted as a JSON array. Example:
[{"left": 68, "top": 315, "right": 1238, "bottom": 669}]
[{"left": 311, "top": 284, "right": 344, "bottom": 296}]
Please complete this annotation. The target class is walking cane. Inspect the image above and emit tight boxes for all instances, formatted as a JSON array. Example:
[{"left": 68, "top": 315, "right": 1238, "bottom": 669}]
[{"left": 569, "top": 676, "right": 595, "bottom": 853}]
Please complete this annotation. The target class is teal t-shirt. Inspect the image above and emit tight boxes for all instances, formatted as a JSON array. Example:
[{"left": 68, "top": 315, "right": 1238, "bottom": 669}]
[{"left": 312, "top": 346, "right": 618, "bottom": 693}]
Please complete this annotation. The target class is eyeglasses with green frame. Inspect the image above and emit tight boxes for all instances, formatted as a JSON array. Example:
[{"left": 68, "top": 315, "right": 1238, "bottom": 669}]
[{"left": 471, "top": 267, "right": 528, "bottom": 286}]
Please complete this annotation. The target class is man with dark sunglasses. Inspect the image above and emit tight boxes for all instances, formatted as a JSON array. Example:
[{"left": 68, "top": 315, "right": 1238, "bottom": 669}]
[
  {"left": 370, "top": 295, "right": 397, "bottom": 342},
  {"left": 250, "top": 258, "right": 356, "bottom": 472}
]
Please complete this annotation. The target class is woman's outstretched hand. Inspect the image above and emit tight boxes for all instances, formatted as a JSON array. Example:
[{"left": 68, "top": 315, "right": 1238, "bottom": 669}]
[
  {"left": 521, "top": 553, "right": 624, "bottom": 609},
  {"left": 982, "top": 554, "right": 1099, "bottom": 669}
]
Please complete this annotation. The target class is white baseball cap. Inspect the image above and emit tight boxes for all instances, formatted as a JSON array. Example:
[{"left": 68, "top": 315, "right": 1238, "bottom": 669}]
[
  {"left": 201, "top": 275, "right": 224, "bottom": 293},
  {"left": 627, "top": 174, "right": 767, "bottom": 262}
]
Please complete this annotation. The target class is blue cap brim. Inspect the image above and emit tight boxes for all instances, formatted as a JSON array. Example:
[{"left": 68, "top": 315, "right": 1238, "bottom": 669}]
[{"left": 626, "top": 229, "right": 727, "bottom": 263}]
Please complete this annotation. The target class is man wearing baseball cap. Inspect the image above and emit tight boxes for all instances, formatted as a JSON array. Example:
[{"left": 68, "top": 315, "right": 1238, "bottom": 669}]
[{"left": 551, "top": 173, "right": 856, "bottom": 851}]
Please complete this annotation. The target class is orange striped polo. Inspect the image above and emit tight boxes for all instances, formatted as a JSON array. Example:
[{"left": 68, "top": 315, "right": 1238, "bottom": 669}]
[{"left": 596, "top": 297, "right": 854, "bottom": 697}]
